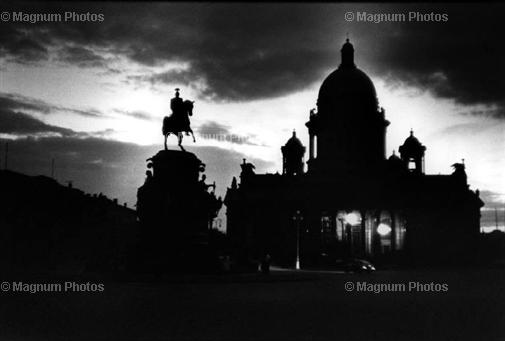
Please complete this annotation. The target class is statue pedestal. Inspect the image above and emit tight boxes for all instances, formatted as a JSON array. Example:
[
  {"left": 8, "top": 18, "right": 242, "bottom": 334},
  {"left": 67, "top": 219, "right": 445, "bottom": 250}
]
[
  {"left": 135, "top": 149, "right": 222, "bottom": 273},
  {"left": 149, "top": 149, "right": 203, "bottom": 186}
]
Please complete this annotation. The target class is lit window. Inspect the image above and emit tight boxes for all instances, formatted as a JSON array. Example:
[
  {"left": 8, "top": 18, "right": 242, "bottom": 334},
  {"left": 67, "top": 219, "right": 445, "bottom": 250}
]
[{"left": 408, "top": 160, "right": 416, "bottom": 170}]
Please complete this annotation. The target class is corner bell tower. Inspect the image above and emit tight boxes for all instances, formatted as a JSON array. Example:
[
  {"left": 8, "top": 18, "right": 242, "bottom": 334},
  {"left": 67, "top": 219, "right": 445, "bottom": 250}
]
[
  {"left": 281, "top": 131, "right": 306, "bottom": 176},
  {"left": 399, "top": 130, "right": 426, "bottom": 174}
]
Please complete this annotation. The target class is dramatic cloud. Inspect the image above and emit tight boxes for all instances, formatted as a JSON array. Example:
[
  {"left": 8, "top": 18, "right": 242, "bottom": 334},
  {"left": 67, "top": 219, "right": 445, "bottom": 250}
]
[
  {"left": 112, "top": 108, "right": 155, "bottom": 121},
  {"left": 369, "top": 4, "right": 505, "bottom": 117},
  {"left": 0, "top": 24, "right": 49, "bottom": 64},
  {"left": 3, "top": 3, "right": 505, "bottom": 112},
  {"left": 435, "top": 121, "right": 503, "bottom": 137},
  {"left": 1, "top": 3, "right": 338, "bottom": 102},
  {"left": 0, "top": 92, "right": 104, "bottom": 119},
  {"left": 127, "top": 68, "right": 203, "bottom": 91},
  {"left": 0, "top": 92, "right": 110, "bottom": 138},
  {"left": 0, "top": 92, "right": 54, "bottom": 114},
  {"left": 57, "top": 45, "right": 109, "bottom": 68},
  {"left": 0, "top": 108, "right": 76, "bottom": 137}
]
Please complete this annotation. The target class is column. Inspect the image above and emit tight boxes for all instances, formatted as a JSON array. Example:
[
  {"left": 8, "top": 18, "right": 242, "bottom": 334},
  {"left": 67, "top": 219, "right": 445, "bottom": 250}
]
[
  {"left": 372, "top": 210, "right": 381, "bottom": 257},
  {"left": 331, "top": 212, "right": 337, "bottom": 239},
  {"left": 309, "top": 134, "right": 314, "bottom": 160},
  {"left": 360, "top": 210, "right": 367, "bottom": 257},
  {"left": 390, "top": 209, "right": 396, "bottom": 252}
]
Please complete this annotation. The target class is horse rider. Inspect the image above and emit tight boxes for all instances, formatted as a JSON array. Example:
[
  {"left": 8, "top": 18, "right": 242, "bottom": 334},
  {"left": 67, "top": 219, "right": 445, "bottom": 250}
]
[{"left": 170, "top": 88, "right": 185, "bottom": 125}]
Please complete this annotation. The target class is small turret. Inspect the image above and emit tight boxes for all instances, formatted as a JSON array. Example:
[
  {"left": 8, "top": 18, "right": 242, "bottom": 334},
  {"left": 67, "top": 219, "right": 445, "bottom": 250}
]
[
  {"left": 399, "top": 129, "right": 426, "bottom": 174},
  {"left": 281, "top": 130, "right": 306, "bottom": 176}
]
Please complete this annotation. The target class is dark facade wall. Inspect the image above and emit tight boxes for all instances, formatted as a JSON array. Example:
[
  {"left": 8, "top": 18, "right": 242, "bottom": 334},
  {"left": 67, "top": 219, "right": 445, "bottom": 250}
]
[{"left": 225, "top": 170, "right": 483, "bottom": 267}]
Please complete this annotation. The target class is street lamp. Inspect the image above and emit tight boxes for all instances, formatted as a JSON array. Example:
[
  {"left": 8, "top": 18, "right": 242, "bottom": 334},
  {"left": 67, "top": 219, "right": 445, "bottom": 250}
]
[
  {"left": 377, "top": 223, "right": 391, "bottom": 236},
  {"left": 292, "top": 210, "right": 303, "bottom": 270},
  {"left": 344, "top": 212, "right": 360, "bottom": 226}
]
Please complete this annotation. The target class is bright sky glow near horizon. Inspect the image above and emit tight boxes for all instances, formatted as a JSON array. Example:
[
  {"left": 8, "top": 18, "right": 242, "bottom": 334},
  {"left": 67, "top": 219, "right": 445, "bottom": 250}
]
[{"left": 1, "top": 2, "right": 504, "bottom": 231}]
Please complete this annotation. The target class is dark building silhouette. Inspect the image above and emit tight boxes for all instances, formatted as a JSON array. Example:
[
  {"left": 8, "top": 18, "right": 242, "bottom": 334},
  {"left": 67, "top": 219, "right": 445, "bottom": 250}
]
[
  {"left": 0, "top": 170, "right": 137, "bottom": 274},
  {"left": 135, "top": 149, "right": 223, "bottom": 273},
  {"left": 225, "top": 39, "right": 484, "bottom": 267}
]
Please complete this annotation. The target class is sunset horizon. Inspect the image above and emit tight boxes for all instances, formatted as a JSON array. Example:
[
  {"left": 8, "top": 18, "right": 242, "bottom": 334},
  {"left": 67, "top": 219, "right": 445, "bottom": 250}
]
[{"left": 2, "top": 2, "right": 504, "bottom": 232}]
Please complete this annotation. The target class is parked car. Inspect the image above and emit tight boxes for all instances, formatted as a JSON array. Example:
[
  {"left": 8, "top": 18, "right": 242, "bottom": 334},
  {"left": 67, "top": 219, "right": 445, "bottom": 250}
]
[{"left": 335, "top": 258, "right": 376, "bottom": 273}]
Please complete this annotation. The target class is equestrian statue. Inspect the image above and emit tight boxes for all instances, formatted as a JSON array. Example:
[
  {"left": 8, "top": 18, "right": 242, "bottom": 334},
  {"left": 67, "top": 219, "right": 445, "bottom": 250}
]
[{"left": 162, "top": 88, "right": 196, "bottom": 151}]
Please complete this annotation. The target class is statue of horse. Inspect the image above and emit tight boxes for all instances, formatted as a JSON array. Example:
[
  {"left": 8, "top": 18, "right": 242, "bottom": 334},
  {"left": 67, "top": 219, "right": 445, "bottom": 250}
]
[{"left": 162, "top": 99, "right": 196, "bottom": 151}]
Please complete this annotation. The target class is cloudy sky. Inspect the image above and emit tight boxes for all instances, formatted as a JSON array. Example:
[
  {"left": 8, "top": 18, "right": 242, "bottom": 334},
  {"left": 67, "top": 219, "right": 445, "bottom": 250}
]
[{"left": 1, "top": 2, "right": 504, "bottom": 230}]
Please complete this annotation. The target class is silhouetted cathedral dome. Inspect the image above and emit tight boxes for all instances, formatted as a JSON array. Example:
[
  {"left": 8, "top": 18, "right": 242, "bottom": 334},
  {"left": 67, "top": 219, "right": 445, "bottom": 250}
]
[{"left": 317, "top": 39, "right": 378, "bottom": 112}]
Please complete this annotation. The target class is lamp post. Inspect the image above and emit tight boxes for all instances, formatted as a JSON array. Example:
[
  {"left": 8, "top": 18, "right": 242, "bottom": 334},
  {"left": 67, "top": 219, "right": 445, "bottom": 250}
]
[{"left": 293, "top": 210, "right": 303, "bottom": 270}]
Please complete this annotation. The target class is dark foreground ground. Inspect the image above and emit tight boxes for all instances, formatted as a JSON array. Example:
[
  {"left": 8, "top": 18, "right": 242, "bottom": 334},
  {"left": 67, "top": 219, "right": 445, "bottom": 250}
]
[{"left": 1, "top": 267, "right": 504, "bottom": 341}]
